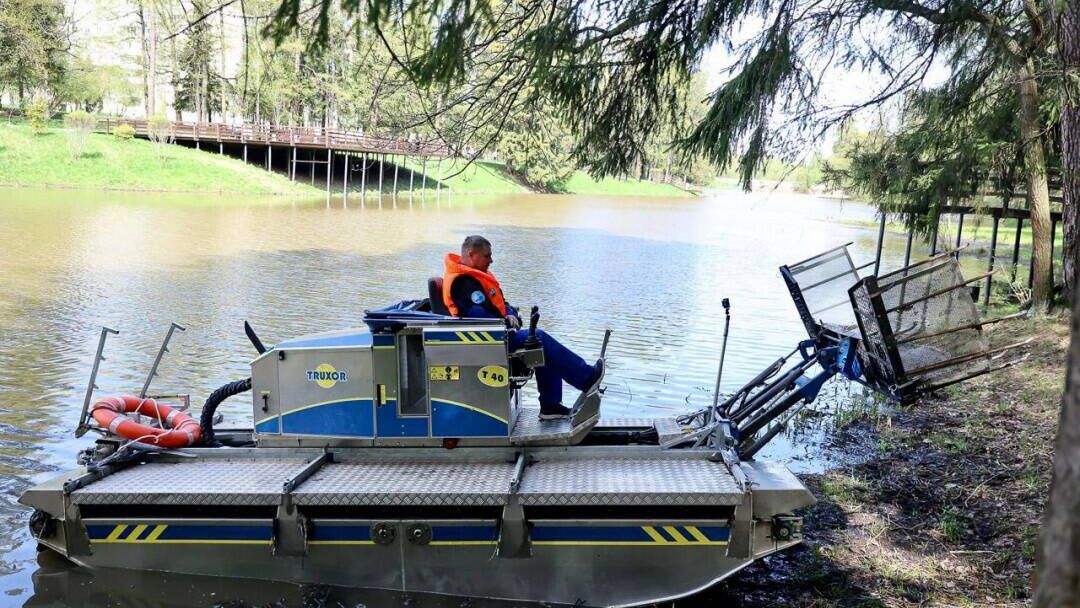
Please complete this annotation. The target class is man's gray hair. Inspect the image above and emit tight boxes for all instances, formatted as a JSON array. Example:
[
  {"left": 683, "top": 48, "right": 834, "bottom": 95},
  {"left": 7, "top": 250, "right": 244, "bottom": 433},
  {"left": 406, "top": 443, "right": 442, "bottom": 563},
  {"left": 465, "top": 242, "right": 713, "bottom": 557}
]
[{"left": 462, "top": 235, "right": 491, "bottom": 253}]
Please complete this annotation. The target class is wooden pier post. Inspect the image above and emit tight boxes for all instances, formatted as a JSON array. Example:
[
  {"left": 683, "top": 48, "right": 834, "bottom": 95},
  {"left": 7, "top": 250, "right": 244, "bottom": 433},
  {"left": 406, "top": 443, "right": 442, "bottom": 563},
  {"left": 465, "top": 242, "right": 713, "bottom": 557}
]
[
  {"left": 343, "top": 152, "right": 350, "bottom": 200},
  {"left": 268, "top": 145, "right": 272, "bottom": 172},
  {"left": 310, "top": 149, "right": 315, "bottom": 184},
  {"left": 904, "top": 229, "right": 914, "bottom": 267},
  {"left": 378, "top": 154, "right": 384, "bottom": 193},
  {"left": 1051, "top": 219, "right": 1058, "bottom": 290},
  {"left": 929, "top": 221, "right": 939, "bottom": 255},
  {"left": 874, "top": 214, "right": 886, "bottom": 275},
  {"left": 326, "top": 148, "right": 332, "bottom": 194},
  {"left": 361, "top": 153, "right": 367, "bottom": 199},
  {"left": 393, "top": 155, "right": 399, "bottom": 196},
  {"left": 219, "top": 142, "right": 223, "bottom": 155},
  {"left": 243, "top": 144, "right": 248, "bottom": 163},
  {"left": 954, "top": 212, "right": 964, "bottom": 258},
  {"left": 436, "top": 158, "right": 443, "bottom": 196},
  {"left": 1011, "top": 218, "right": 1024, "bottom": 282},
  {"left": 421, "top": 157, "right": 428, "bottom": 195},
  {"left": 984, "top": 212, "right": 1000, "bottom": 306},
  {"left": 290, "top": 147, "right": 296, "bottom": 181},
  {"left": 409, "top": 159, "right": 415, "bottom": 195}
]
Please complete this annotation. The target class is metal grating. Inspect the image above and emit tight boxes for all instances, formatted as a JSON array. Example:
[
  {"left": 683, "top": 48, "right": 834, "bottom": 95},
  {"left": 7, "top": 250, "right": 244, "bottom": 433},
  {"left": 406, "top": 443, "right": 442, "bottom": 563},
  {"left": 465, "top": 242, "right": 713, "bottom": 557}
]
[
  {"left": 518, "top": 457, "right": 743, "bottom": 506},
  {"left": 781, "top": 245, "right": 864, "bottom": 335},
  {"left": 849, "top": 256, "right": 993, "bottom": 402},
  {"left": 291, "top": 460, "right": 517, "bottom": 506},
  {"left": 70, "top": 459, "right": 310, "bottom": 505}
]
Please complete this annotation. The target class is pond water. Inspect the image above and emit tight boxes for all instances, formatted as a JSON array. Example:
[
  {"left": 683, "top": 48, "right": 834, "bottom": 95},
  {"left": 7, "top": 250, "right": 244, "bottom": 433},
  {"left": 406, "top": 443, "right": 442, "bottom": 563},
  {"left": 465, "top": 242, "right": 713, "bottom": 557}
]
[{"left": 0, "top": 187, "right": 913, "bottom": 606}]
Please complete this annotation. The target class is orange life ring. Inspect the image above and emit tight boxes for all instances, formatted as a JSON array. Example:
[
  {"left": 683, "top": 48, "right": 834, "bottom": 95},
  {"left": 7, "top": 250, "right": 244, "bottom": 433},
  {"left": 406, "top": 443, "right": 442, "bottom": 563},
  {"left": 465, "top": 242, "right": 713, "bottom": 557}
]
[{"left": 90, "top": 395, "right": 201, "bottom": 448}]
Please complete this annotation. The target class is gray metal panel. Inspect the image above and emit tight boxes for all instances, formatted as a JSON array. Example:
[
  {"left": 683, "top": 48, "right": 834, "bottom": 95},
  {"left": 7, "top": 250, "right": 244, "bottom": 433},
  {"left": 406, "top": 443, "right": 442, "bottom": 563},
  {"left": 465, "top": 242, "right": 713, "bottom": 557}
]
[
  {"left": 518, "top": 457, "right": 743, "bottom": 506},
  {"left": 292, "top": 460, "right": 516, "bottom": 506},
  {"left": 70, "top": 460, "right": 310, "bottom": 505},
  {"left": 251, "top": 353, "right": 280, "bottom": 434},
  {"left": 740, "top": 460, "right": 816, "bottom": 516},
  {"left": 597, "top": 416, "right": 688, "bottom": 444},
  {"left": 277, "top": 347, "right": 374, "bottom": 419},
  {"left": 510, "top": 407, "right": 598, "bottom": 445}
]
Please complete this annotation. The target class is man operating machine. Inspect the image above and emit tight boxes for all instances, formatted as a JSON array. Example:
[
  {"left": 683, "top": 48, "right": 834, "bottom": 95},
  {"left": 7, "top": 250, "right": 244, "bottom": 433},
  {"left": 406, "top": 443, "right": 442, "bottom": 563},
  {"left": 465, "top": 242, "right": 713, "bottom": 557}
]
[{"left": 442, "top": 235, "right": 604, "bottom": 419}]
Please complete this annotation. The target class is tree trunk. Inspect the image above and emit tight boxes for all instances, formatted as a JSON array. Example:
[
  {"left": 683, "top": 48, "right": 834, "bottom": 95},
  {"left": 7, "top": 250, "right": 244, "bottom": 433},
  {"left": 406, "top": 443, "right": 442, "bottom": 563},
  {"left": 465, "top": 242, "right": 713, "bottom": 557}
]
[
  {"left": 219, "top": 9, "right": 227, "bottom": 122},
  {"left": 148, "top": 3, "right": 157, "bottom": 116},
  {"left": 1062, "top": 1, "right": 1080, "bottom": 304},
  {"left": 1018, "top": 58, "right": 1053, "bottom": 312},
  {"left": 1034, "top": 272, "right": 1080, "bottom": 607},
  {"left": 138, "top": 3, "right": 150, "bottom": 116},
  {"left": 171, "top": 35, "right": 182, "bottom": 121},
  {"left": 1033, "top": 4, "right": 1080, "bottom": 605}
]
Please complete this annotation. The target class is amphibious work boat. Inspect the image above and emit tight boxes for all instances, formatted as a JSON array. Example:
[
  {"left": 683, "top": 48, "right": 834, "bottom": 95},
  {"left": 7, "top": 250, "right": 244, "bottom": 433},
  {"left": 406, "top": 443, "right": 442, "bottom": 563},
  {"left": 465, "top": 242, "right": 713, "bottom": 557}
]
[{"left": 20, "top": 245, "right": 1026, "bottom": 607}]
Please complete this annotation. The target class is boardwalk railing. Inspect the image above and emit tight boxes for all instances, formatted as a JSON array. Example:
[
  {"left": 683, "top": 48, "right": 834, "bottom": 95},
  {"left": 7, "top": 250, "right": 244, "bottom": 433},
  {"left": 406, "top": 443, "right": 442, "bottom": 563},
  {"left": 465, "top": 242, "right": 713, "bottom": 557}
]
[{"left": 98, "top": 118, "right": 453, "bottom": 158}]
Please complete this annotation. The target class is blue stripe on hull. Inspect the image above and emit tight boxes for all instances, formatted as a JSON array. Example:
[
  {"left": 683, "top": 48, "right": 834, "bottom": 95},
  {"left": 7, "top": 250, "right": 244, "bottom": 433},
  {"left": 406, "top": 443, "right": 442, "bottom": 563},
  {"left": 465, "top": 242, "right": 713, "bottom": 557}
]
[
  {"left": 282, "top": 399, "right": 375, "bottom": 436},
  {"left": 431, "top": 400, "right": 507, "bottom": 437}
]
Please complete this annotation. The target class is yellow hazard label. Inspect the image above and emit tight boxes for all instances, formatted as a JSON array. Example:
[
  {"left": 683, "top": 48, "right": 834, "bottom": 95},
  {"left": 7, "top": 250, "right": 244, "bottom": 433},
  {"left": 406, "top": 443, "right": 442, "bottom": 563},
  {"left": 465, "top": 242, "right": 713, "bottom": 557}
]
[
  {"left": 429, "top": 365, "right": 460, "bottom": 381},
  {"left": 477, "top": 365, "right": 509, "bottom": 388}
]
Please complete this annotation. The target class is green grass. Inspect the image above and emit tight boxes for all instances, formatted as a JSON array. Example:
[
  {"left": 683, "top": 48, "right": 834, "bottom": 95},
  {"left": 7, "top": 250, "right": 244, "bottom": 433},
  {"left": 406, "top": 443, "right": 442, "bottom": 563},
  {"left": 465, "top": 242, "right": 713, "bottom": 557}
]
[
  {"left": 560, "top": 171, "right": 693, "bottom": 196},
  {"left": 0, "top": 123, "right": 320, "bottom": 195},
  {"left": 393, "top": 157, "right": 530, "bottom": 194},
  {"left": 393, "top": 156, "right": 693, "bottom": 196}
]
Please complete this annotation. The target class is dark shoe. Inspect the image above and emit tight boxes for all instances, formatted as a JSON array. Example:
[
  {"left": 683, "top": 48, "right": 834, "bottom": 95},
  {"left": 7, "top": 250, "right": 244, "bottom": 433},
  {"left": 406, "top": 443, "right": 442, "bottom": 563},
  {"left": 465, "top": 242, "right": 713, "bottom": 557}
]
[
  {"left": 538, "top": 404, "right": 572, "bottom": 420},
  {"left": 587, "top": 358, "right": 606, "bottom": 390}
]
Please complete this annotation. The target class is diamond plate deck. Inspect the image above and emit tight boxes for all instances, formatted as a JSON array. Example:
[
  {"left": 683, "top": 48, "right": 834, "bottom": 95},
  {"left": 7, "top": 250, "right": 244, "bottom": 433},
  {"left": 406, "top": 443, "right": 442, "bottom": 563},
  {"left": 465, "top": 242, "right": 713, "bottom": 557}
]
[
  {"left": 291, "top": 460, "right": 517, "bottom": 506},
  {"left": 70, "top": 459, "right": 310, "bottom": 505},
  {"left": 510, "top": 407, "right": 575, "bottom": 443},
  {"left": 509, "top": 408, "right": 689, "bottom": 445},
  {"left": 518, "top": 456, "right": 743, "bottom": 506}
]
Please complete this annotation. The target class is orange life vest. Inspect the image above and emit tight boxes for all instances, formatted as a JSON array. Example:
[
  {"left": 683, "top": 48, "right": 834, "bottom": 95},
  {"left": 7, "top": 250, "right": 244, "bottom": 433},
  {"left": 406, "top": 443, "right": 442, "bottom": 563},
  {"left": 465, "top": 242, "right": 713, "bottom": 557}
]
[{"left": 442, "top": 253, "right": 508, "bottom": 317}]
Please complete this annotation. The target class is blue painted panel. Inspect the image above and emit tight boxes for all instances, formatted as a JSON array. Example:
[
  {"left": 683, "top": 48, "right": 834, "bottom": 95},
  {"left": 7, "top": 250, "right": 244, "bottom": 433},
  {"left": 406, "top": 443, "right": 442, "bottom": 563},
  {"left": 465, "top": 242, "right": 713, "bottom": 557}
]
[
  {"left": 157, "top": 525, "right": 272, "bottom": 541},
  {"left": 375, "top": 399, "right": 429, "bottom": 437},
  {"left": 430, "top": 400, "right": 507, "bottom": 437},
  {"left": 281, "top": 399, "right": 375, "bottom": 437},
  {"left": 372, "top": 334, "right": 395, "bottom": 348},
  {"left": 254, "top": 416, "right": 280, "bottom": 434},
  {"left": 432, "top": 526, "right": 498, "bottom": 542},
  {"left": 532, "top": 526, "right": 653, "bottom": 543},
  {"left": 276, "top": 331, "right": 373, "bottom": 349},
  {"left": 311, "top": 525, "right": 372, "bottom": 542}
]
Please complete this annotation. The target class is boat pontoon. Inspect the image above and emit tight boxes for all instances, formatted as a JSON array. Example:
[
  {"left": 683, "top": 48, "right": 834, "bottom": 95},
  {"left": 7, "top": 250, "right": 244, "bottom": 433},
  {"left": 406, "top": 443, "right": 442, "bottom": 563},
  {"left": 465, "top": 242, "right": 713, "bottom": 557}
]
[{"left": 20, "top": 245, "right": 1026, "bottom": 606}]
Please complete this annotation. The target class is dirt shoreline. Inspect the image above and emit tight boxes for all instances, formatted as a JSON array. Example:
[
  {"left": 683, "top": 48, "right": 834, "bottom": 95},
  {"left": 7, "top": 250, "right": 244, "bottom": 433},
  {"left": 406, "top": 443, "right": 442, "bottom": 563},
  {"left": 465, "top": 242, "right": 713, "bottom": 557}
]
[{"left": 710, "top": 316, "right": 1064, "bottom": 607}]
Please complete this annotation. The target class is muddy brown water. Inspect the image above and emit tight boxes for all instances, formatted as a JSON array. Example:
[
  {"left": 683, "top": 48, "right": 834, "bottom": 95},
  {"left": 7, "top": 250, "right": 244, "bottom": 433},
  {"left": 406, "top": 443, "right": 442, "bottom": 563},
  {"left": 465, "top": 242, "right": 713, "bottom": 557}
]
[{"left": 0, "top": 188, "right": 914, "bottom": 606}]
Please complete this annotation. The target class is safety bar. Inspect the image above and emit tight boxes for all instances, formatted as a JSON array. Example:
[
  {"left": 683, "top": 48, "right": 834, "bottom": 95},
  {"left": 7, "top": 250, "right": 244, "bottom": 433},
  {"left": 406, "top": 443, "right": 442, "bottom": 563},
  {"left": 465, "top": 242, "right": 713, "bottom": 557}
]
[
  {"left": 904, "top": 338, "right": 1033, "bottom": 378},
  {"left": 895, "top": 312, "right": 1025, "bottom": 345}
]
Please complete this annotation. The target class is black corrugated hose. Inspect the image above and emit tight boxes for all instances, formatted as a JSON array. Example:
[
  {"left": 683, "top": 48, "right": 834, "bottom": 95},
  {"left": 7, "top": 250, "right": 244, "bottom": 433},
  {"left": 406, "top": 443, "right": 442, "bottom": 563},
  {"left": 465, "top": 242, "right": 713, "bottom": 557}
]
[{"left": 199, "top": 378, "right": 252, "bottom": 446}]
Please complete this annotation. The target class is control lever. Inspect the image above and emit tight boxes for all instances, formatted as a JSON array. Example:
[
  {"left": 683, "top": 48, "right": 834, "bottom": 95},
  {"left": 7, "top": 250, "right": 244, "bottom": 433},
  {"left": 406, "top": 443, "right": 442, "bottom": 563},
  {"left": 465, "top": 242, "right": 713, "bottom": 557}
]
[{"left": 523, "top": 306, "right": 541, "bottom": 349}]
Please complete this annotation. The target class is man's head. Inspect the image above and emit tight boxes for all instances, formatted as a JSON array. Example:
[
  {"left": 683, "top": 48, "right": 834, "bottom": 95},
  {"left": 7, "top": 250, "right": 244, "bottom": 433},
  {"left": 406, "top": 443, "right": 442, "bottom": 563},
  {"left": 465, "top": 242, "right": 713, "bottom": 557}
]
[{"left": 461, "top": 235, "right": 493, "bottom": 272}]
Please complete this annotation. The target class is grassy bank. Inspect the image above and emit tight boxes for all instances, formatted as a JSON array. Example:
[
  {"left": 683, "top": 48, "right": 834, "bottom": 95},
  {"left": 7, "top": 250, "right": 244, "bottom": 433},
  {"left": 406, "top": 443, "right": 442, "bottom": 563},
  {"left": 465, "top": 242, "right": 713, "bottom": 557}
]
[
  {"left": 396, "top": 156, "right": 694, "bottom": 196},
  {"left": 716, "top": 315, "right": 1062, "bottom": 606},
  {"left": 845, "top": 215, "right": 1065, "bottom": 251},
  {"left": 0, "top": 123, "right": 322, "bottom": 195}
]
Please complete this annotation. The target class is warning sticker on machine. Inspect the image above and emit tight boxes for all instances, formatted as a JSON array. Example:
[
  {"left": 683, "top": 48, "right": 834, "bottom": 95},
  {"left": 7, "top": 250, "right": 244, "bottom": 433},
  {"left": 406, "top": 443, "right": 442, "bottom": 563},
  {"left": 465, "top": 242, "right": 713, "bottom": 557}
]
[{"left": 429, "top": 365, "right": 460, "bottom": 381}]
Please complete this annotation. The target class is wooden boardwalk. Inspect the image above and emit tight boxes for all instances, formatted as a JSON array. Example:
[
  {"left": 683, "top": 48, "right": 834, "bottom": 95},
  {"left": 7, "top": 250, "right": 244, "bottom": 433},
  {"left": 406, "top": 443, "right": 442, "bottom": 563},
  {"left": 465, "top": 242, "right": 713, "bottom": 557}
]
[{"left": 98, "top": 118, "right": 453, "bottom": 158}]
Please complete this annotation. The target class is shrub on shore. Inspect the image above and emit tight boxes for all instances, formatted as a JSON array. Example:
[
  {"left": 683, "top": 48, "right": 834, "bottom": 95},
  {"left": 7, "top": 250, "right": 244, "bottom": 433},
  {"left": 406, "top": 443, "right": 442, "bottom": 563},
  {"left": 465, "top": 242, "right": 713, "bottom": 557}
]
[
  {"left": 64, "top": 111, "right": 97, "bottom": 158},
  {"left": 113, "top": 123, "right": 136, "bottom": 140},
  {"left": 26, "top": 99, "right": 48, "bottom": 135}
]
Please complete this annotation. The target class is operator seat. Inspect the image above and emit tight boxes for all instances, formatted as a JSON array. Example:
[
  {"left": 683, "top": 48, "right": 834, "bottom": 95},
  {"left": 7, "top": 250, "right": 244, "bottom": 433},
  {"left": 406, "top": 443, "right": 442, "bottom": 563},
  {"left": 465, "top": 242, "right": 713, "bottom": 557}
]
[{"left": 428, "top": 277, "right": 451, "bottom": 316}]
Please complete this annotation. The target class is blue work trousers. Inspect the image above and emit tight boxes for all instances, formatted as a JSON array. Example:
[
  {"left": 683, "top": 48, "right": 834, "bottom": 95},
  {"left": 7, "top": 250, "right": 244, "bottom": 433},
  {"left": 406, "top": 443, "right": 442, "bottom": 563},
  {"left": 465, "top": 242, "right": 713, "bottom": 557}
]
[{"left": 509, "top": 329, "right": 595, "bottom": 407}]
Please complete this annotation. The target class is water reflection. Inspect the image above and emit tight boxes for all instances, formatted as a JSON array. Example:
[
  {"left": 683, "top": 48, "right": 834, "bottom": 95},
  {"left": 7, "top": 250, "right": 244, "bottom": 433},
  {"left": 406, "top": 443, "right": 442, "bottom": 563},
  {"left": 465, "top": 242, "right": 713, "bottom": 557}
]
[{"left": 0, "top": 188, "right": 911, "bottom": 606}]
